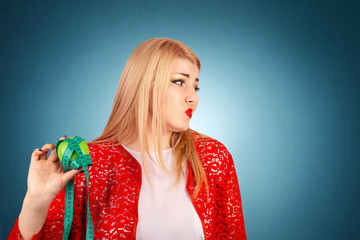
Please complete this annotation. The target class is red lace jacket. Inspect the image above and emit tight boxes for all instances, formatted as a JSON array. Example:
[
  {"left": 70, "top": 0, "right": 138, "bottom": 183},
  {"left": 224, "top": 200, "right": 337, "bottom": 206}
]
[{"left": 9, "top": 135, "right": 246, "bottom": 239}]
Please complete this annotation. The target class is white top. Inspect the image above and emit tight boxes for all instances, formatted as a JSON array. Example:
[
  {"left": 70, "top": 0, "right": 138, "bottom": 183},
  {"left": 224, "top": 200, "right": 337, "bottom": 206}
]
[{"left": 122, "top": 145, "right": 205, "bottom": 240}]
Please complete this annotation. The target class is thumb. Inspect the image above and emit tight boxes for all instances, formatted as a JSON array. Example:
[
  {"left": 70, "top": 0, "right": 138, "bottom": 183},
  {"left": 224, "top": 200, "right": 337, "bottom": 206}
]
[{"left": 61, "top": 169, "right": 82, "bottom": 186}]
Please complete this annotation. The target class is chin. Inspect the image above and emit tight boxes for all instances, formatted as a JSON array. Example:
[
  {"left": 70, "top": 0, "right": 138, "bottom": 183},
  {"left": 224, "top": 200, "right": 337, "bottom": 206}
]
[{"left": 167, "top": 124, "right": 190, "bottom": 133}]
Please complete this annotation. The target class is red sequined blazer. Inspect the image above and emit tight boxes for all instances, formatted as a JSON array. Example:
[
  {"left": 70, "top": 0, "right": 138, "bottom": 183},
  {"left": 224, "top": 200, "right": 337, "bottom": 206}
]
[{"left": 9, "top": 135, "right": 246, "bottom": 239}]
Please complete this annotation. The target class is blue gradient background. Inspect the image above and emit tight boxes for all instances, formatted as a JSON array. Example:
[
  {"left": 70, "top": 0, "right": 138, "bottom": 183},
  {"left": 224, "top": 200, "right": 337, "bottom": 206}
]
[{"left": 1, "top": 1, "right": 359, "bottom": 239}]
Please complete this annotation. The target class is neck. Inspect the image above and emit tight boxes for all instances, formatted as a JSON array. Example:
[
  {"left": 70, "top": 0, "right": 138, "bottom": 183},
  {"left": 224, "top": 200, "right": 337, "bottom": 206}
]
[{"left": 124, "top": 124, "right": 172, "bottom": 152}]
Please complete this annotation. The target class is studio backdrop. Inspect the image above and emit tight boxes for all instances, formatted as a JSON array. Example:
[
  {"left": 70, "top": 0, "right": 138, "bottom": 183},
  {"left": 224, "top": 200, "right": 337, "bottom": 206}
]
[{"left": 1, "top": 1, "right": 359, "bottom": 239}]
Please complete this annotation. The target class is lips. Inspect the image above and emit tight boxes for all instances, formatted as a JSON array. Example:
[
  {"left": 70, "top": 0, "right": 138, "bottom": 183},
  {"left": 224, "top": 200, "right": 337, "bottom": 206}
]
[{"left": 186, "top": 108, "right": 193, "bottom": 118}]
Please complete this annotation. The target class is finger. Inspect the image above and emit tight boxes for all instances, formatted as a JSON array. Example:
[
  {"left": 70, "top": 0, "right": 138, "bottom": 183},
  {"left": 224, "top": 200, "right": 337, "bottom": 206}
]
[
  {"left": 31, "top": 148, "right": 46, "bottom": 162},
  {"left": 31, "top": 136, "right": 67, "bottom": 162},
  {"left": 39, "top": 144, "right": 56, "bottom": 161},
  {"left": 48, "top": 136, "right": 67, "bottom": 162},
  {"left": 42, "top": 135, "right": 67, "bottom": 153},
  {"left": 31, "top": 144, "right": 54, "bottom": 162},
  {"left": 61, "top": 169, "right": 82, "bottom": 186},
  {"left": 58, "top": 136, "right": 67, "bottom": 141},
  {"left": 40, "top": 143, "right": 56, "bottom": 154},
  {"left": 48, "top": 146, "right": 59, "bottom": 162}
]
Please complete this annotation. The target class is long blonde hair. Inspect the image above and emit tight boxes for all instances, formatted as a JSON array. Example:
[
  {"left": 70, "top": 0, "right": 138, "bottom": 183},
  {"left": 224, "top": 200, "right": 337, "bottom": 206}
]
[{"left": 90, "top": 38, "right": 208, "bottom": 197}]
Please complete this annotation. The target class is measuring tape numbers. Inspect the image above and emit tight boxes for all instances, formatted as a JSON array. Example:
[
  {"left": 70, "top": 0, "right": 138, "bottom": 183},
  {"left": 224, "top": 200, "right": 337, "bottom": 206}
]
[{"left": 56, "top": 136, "right": 94, "bottom": 240}]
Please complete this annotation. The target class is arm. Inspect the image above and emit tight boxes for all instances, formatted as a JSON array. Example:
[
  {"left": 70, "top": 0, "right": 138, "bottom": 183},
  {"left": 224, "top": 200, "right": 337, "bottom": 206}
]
[
  {"left": 8, "top": 137, "right": 82, "bottom": 239},
  {"left": 8, "top": 187, "right": 67, "bottom": 240},
  {"left": 214, "top": 144, "right": 246, "bottom": 239},
  {"left": 17, "top": 194, "right": 52, "bottom": 239},
  {"left": 224, "top": 151, "right": 246, "bottom": 239},
  {"left": 9, "top": 174, "right": 88, "bottom": 240}
]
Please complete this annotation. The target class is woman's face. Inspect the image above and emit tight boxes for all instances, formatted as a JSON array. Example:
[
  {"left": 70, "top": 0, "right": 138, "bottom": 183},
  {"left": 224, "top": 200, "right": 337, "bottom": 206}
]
[{"left": 164, "top": 57, "right": 200, "bottom": 133}]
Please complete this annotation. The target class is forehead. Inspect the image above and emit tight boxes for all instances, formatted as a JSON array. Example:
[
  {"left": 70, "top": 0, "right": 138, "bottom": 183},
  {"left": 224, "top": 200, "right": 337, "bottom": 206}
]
[{"left": 170, "top": 58, "right": 199, "bottom": 76}]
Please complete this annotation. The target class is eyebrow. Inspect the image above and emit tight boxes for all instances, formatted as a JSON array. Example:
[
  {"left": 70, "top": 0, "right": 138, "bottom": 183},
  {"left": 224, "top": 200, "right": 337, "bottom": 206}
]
[{"left": 172, "top": 73, "right": 199, "bottom": 82}]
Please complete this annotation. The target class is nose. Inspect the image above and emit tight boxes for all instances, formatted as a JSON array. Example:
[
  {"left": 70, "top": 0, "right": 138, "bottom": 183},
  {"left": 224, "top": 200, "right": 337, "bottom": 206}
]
[{"left": 185, "top": 88, "right": 199, "bottom": 106}]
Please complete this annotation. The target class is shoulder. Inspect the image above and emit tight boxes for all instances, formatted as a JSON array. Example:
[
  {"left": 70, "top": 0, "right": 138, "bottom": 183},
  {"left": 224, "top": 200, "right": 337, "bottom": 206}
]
[
  {"left": 88, "top": 141, "right": 124, "bottom": 154},
  {"left": 190, "top": 130, "right": 234, "bottom": 168},
  {"left": 78, "top": 141, "right": 141, "bottom": 186},
  {"left": 191, "top": 130, "right": 231, "bottom": 156},
  {"left": 88, "top": 142, "right": 115, "bottom": 159},
  {"left": 87, "top": 141, "right": 140, "bottom": 167},
  {"left": 87, "top": 141, "right": 129, "bottom": 164}
]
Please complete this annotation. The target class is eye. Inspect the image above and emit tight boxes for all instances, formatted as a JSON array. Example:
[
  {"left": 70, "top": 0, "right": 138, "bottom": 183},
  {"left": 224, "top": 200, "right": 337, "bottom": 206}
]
[
  {"left": 171, "top": 80, "right": 184, "bottom": 86},
  {"left": 194, "top": 86, "right": 200, "bottom": 92}
]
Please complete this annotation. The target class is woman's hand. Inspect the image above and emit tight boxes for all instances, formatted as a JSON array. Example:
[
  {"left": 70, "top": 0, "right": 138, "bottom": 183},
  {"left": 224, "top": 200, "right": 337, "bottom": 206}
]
[
  {"left": 19, "top": 136, "right": 83, "bottom": 239},
  {"left": 25, "top": 136, "right": 82, "bottom": 205}
]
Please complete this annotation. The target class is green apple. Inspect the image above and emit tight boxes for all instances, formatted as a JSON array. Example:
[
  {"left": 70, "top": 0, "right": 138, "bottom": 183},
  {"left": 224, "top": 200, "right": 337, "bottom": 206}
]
[{"left": 57, "top": 137, "right": 90, "bottom": 163}]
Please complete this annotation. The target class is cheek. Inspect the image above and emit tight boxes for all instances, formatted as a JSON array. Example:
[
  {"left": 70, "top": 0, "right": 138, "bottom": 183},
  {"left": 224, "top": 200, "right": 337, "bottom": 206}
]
[
  {"left": 166, "top": 87, "right": 182, "bottom": 106},
  {"left": 164, "top": 90, "right": 177, "bottom": 117}
]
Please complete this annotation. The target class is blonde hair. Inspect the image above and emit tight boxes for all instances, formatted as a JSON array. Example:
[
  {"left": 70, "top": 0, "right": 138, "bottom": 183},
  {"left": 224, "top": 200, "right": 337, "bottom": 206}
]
[{"left": 90, "top": 38, "right": 208, "bottom": 197}]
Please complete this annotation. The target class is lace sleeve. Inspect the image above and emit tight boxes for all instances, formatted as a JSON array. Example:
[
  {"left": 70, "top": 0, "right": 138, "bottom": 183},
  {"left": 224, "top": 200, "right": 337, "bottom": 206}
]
[
  {"left": 224, "top": 149, "right": 246, "bottom": 239},
  {"left": 8, "top": 188, "right": 66, "bottom": 240},
  {"left": 8, "top": 176, "right": 87, "bottom": 240},
  {"left": 213, "top": 143, "right": 247, "bottom": 239}
]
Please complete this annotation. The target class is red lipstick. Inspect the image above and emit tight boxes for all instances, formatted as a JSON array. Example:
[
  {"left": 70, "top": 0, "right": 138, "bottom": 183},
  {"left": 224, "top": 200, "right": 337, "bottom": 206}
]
[{"left": 186, "top": 108, "right": 193, "bottom": 118}]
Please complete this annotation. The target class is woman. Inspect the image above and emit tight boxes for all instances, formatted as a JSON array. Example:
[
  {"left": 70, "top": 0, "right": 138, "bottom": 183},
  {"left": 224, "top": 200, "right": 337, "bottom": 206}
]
[{"left": 9, "top": 38, "right": 246, "bottom": 239}]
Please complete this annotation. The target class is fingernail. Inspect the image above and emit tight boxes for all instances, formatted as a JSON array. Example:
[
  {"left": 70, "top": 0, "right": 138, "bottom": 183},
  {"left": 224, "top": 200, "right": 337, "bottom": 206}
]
[
  {"left": 38, "top": 149, "right": 43, "bottom": 151},
  {"left": 62, "top": 135, "right": 67, "bottom": 138},
  {"left": 80, "top": 170, "right": 84, "bottom": 173}
]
